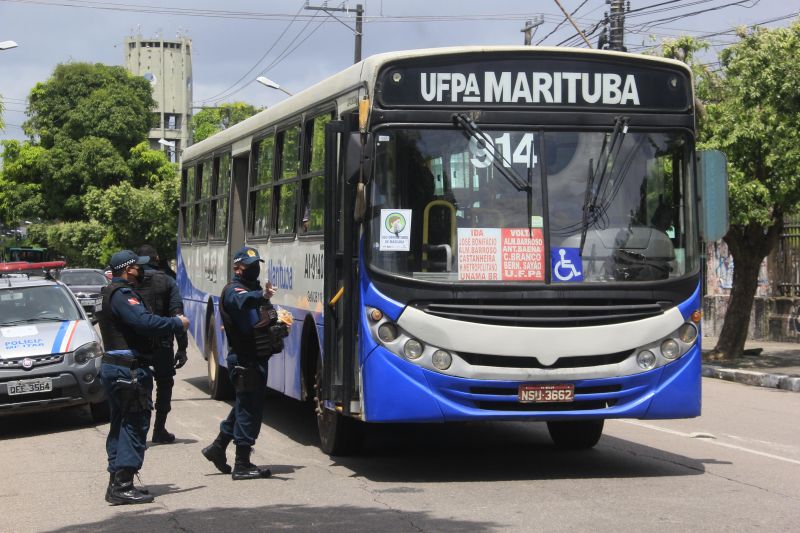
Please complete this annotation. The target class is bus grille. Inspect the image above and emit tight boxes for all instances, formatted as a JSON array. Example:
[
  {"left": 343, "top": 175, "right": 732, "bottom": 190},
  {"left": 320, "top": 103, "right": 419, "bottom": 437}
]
[
  {"left": 413, "top": 299, "right": 669, "bottom": 327},
  {"left": 459, "top": 350, "right": 632, "bottom": 369}
]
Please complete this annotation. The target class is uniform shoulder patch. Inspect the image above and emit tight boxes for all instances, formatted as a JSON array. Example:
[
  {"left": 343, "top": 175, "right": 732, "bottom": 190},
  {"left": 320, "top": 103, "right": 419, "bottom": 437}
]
[
  {"left": 234, "top": 287, "right": 247, "bottom": 293},
  {"left": 127, "top": 297, "right": 140, "bottom": 305}
]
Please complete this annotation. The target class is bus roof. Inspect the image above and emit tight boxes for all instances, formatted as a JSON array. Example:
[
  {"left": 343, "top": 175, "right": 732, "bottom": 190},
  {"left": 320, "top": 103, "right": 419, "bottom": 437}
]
[{"left": 182, "top": 46, "right": 691, "bottom": 164}]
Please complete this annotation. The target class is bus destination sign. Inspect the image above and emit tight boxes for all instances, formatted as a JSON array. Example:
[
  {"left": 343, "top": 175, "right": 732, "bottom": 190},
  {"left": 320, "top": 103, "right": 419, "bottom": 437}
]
[{"left": 378, "top": 56, "right": 690, "bottom": 111}]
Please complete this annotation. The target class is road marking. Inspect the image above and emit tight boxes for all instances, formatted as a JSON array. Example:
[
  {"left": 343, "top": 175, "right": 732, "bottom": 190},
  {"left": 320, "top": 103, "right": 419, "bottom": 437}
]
[{"left": 617, "top": 420, "right": 800, "bottom": 466}]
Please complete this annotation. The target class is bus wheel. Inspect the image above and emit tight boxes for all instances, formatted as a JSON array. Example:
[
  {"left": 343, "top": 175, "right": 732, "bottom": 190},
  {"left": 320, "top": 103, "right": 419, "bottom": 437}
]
[
  {"left": 547, "top": 419, "right": 604, "bottom": 450},
  {"left": 206, "top": 317, "right": 234, "bottom": 401},
  {"left": 313, "top": 355, "right": 362, "bottom": 456}
]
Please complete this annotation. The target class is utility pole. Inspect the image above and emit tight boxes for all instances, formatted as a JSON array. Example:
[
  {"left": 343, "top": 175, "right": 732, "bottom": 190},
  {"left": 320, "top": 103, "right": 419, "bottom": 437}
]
[
  {"left": 521, "top": 15, "right": 544, "bottom": 46},
  {"left": 304, "top": 2, "right": 364, "bottom": 63},
  {"left": 607, "top": 0, "right": 628, "bottom": 52}
]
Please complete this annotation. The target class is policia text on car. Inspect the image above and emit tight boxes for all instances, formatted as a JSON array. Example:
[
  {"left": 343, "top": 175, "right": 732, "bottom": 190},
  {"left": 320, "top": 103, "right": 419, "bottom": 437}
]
[
  {"left": 97, "top": 250, "right": 189, "bottom": 505},
  {"left": 202, "top": 246, "right": 291, "bottom": 480}
]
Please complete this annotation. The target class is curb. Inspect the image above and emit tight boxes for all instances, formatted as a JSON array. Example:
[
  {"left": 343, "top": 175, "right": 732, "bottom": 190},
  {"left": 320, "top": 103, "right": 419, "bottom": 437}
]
[{"left": 702, "top": 365, "right": 800, "bottom": 392}]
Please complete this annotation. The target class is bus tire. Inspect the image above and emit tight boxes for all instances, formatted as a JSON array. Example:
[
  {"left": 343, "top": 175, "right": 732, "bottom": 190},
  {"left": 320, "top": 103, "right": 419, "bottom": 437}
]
[
  {"left": 314, "top": 354, "right": 362, "bottom": 456},
  {"left": 206, "top": 317, "right": 234, "bottom": 401},
  {"left": 547, "top": 419, "right": 604, "bottom": 450}
]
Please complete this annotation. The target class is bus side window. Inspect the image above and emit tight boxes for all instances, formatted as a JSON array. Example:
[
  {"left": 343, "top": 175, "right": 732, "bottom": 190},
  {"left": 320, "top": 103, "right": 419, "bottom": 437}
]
[
  {"left": 275, "top": 125, "right": 301, "bottom": 235},
  {"left": 249, "top": 135, "right": 275, "bottom": 237},
  {"left": 299, "top": 112, "right": 331, "bottom": 234}
]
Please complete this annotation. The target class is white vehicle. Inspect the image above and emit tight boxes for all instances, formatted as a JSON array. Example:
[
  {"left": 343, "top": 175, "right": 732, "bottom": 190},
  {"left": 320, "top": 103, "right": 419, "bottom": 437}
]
[{"left": 0, "top": 264, "right": 107, "bottom": 420}]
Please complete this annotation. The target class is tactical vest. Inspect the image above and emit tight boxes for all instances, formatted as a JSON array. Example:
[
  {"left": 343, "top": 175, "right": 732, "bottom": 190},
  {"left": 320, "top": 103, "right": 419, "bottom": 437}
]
[
  {"left": 98, "top": 282, "right": 156, "bottom": 356},
  {"left": 136, "top": 270, "right": 170, "bottom": 317},
  {"left": 219, "top": 281, "right": 276, "bottom": 360}
]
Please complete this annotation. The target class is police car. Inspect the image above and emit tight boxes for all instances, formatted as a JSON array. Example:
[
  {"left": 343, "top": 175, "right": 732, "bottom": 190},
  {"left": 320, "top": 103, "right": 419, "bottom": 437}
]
[{"left": 0, "top": 262, "right": 107, "bottom": 420}]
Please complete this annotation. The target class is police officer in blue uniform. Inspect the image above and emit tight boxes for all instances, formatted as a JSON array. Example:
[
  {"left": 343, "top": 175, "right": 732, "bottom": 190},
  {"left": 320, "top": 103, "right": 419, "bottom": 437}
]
[
  {"left": 202, "top": 246, "right": 288, "bottom": 480},
  {"left": 136, "top": 244, "right": 189, "bottom": 443},
  {"left": 98, "top": 250, "right": 189, "bottom": 505}
]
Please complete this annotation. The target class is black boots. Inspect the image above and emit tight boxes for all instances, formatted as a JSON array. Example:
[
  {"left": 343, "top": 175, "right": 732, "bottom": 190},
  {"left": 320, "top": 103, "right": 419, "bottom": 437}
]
[
  {"left": 105, "top": 469, "right": 154, "bottom": 505},
  {"left": 202, "top": 433, "right": 233, "bottom": 474},
  {"left": 151, "top": 412, "right": 175, "bottom": 444},
  {"left": 232, "top": 445, "right": 271, "bottom": 480}
]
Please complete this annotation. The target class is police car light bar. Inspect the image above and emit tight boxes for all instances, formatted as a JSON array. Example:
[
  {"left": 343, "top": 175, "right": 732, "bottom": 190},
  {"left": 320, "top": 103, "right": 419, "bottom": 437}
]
[{"left": 0, "top": 261, "right": 67, "bottom": 272}]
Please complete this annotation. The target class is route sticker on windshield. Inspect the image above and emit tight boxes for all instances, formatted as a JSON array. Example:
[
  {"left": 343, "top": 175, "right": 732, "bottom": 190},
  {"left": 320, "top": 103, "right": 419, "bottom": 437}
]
[
  {"left": 380, "top": 209, "right": 412, "bottom": 251},
  {"left": 551, "top": 247, "right": 584, "bottom": 282},
  {"left": 457, "top": 228, "right": 544, "bottom": 281}
]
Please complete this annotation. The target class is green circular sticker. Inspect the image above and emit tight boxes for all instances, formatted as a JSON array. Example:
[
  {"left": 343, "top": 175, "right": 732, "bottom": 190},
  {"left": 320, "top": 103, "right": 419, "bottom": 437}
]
[{"left": 385, "top": 212, "right": 407, "bottom": 234}]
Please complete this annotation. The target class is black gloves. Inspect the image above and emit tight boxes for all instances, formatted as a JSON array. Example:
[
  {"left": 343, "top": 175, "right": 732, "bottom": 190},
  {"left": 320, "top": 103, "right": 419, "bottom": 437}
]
[{"left": 174, "top": 349, "right": 188, "bottom": 369}]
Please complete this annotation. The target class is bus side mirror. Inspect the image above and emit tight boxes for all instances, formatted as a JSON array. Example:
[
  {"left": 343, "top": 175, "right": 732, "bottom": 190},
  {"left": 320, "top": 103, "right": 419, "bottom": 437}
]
[
  {"left": 697, "top": 149, "right": 729, "bottom": 241},
  {"left": 345, "top": 132, "right": 372, "bottom": 223}
]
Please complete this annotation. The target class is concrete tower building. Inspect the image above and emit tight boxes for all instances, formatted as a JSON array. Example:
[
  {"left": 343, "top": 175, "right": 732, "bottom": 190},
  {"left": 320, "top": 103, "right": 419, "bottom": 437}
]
[{"left": 124, "top": 33, "right": 193, "bottom": 160}]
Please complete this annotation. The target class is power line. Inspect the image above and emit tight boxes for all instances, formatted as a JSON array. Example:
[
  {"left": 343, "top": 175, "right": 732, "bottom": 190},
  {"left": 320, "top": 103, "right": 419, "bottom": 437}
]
[
  {"left": 194, "top": 2, "right": 307, "bottom": 106},
  {"left": 535, "top": 0, "right": 590, "bottom": 45}
]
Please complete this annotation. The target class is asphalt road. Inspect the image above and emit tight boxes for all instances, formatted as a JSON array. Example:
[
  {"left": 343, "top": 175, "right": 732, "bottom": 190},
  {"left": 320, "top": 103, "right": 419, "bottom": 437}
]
[{"left": 1, "top": 340, "right": 799, "bottom": 532}]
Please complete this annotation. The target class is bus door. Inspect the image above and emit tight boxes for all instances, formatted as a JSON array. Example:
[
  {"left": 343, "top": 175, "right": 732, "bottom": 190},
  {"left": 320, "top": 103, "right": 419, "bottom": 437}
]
[{"left": 322, "top": 119, "right": 360, "bottom": 414}]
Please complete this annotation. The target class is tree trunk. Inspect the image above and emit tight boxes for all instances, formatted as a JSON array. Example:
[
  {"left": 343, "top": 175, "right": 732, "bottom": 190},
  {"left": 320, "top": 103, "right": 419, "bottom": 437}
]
[{"left": 712, "top": 218, "right": 783, "bottom": 359}]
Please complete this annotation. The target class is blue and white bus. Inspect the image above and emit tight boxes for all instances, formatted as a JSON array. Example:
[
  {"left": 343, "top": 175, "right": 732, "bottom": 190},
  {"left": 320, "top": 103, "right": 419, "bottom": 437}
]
[{"left": 178, "top": 46, "right": 728, "bottom": 454}]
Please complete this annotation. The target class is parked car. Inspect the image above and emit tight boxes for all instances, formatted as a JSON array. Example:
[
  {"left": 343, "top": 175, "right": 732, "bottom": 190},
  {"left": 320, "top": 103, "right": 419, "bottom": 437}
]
[
  {"left": 0, "top": 273, "right": 107, "bottom": 420},
  {"left": 57, "top": 268, "right": 109, "bottom": 322}
]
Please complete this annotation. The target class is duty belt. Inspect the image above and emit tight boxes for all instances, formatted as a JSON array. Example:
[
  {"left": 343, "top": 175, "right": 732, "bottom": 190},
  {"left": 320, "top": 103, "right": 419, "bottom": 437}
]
[{"left": 102, "top": 354, "right": 141, "bottom": 369}]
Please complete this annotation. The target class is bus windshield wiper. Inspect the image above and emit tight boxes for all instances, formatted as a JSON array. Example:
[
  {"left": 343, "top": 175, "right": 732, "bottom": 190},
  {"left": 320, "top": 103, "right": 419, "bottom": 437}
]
[
  {"left": 452, "top": 113, "right": 534, "bottom": 234},
  {"left": 579, "top": 116, "right": 629, "bottom": 254}
]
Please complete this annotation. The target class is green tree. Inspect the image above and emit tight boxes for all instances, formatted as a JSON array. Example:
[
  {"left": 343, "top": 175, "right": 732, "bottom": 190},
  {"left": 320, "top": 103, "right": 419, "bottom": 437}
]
[
  {"left": 191, "top": 102, "right": 260, "bottom": 143},
  {"left": 0, "top": 62, "right": 179, "bottom": 267},
  {"left": 701, "top": 22, "right": 800, "bottom": 359},
  {"left": 24, "top": 63, "right": 155, "bottom": 150}
]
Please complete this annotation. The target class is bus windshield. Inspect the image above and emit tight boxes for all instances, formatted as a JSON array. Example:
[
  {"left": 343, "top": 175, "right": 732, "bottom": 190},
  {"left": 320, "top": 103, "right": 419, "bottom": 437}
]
[{"left": 369, "top": 127, "right": 696, "bottom": 284}]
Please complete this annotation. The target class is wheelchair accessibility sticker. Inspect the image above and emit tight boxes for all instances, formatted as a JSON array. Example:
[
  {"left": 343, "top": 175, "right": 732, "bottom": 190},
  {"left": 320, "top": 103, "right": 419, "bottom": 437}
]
[{"left": 551, "top": 247, "right": 583, "bottom": 282}]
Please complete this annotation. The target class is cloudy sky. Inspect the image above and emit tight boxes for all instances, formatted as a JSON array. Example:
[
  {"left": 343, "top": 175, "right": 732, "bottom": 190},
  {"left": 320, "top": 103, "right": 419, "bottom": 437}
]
[{"left": 1, "top": 0, "right": 795, "bottom": 142}]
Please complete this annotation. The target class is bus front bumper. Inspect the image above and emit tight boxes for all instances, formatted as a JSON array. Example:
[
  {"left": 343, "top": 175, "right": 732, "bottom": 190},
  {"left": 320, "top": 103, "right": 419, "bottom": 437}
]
[{"left": 361, "top": 344, "right": 701, "bottom": 423}]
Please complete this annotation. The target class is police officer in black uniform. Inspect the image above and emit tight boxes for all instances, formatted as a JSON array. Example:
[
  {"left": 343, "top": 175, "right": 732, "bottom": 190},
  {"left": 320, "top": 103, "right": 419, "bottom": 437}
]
[
  {"left": 201, "top": 246, "right": 289, "bottom": 480},
  {"left": 136, "top": 244, "right": 188, "bottom": 443},
  {"left": 98, "top": 250, "right": 189, "bottom": 505}
]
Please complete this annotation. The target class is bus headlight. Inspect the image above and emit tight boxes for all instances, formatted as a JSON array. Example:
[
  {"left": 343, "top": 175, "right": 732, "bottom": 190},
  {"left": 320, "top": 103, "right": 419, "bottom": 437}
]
[
  {"left": 403, "top": 339, "right": 424, "bottom": 360},
  {"left": 367, "top": 308, "right": 460, "bottom": 374},
  {"left": 378, "top": 323, "right": 398, "bottom": 342},
  {"left": 637, "top": 350, "right": 656, "bottom": 370},
  {"left": 678, "top": 323, "right": 698, "bottom": 343},
  {"left": 660, "top": 339, "right": 680, "bottom": 360},
  {"left": 431, "top": 350, "right": 452, "bottom": 370}
]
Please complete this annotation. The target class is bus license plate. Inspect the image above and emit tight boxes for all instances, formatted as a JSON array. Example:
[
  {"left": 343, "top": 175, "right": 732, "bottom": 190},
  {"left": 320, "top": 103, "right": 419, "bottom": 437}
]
[
  {"left": 7, "top": 378, "right": 53, "bottom": 396},
  {"left": 518, "top": 383, "right": 574, "bottom": 403}
]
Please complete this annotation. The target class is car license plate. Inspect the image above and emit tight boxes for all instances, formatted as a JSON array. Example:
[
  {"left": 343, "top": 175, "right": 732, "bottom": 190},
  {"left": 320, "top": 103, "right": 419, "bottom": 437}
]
[
  {"left": 7, "top": 378, "right": 53, "bottom": 396},
  {"left": 518, "top": 383, "right": 574, "bottom": 403}
]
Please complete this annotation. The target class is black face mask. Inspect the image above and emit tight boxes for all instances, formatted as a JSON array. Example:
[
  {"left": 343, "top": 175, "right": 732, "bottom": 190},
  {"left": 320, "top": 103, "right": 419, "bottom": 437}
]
[
  {"left": 132, "top": 266, "right": 145, "bottom": 285},
  {"left": 242, "top": 263, "right": 260, "bottom": 282}
]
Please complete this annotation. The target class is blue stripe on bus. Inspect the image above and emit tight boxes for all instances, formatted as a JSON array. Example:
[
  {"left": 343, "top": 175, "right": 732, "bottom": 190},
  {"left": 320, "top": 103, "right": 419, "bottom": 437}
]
[{"left": 51, "top": 320, "right": 69, "bottom": 353}]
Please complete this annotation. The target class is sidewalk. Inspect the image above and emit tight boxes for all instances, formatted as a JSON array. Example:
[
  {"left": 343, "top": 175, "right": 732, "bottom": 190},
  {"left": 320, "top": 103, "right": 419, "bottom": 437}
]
[{"left": 701, "top": 336, "right": 800, "bottom": 392}]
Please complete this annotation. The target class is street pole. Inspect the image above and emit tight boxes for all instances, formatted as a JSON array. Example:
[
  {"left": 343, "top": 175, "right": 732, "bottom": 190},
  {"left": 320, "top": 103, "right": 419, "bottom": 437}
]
[
  {"left": 608, "top": 0, "right": 627, "bottom": 52},
  {"left": 521, "top": 15, "right": 544, "bottom": 46},
  {"left": 305, "top": 2, "right": 363, "bottom": 63},
  {"left": 354, "top": 4, "right": 363, "bottom": 63}
]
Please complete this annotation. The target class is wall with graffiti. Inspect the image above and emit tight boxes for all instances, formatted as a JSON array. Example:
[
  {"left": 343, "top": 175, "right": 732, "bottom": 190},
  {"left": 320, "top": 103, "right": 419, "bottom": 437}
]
[
  {"left": 705, "top": 241, "right": 770, "bottom": 296},
  {"left": 703, "top": 241, "right": 800, "bottom": 342}
]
